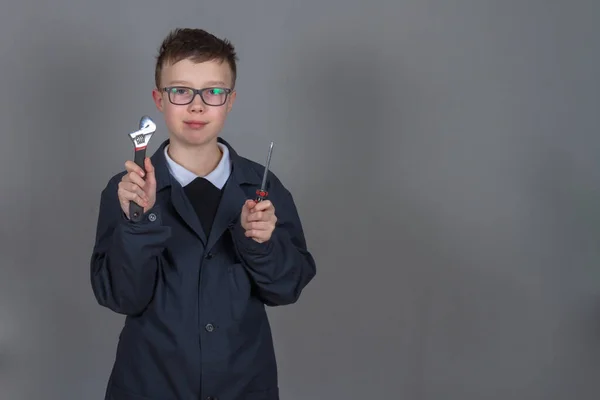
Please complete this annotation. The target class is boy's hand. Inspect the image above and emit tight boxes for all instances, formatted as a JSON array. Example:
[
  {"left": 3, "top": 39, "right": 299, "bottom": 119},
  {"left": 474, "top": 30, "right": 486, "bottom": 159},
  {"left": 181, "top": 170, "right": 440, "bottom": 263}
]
[
  {"left": 240, "top": 199, "right": 277, "bottom": 243},
  {"left": 118, "top": 157, "right": 157, "bottom": 218}
]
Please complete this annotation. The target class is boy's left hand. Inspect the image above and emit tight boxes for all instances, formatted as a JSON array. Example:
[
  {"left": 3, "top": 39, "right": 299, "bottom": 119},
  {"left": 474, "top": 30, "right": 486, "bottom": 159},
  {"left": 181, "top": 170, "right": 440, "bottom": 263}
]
[{"left": 240, "top": 199, "right": 277, "bottom": 243}]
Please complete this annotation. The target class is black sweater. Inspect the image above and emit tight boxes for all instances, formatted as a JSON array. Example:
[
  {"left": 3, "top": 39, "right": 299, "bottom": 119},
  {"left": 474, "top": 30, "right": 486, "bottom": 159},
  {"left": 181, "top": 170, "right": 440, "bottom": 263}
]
[{"left": 183, "top": 177, "right": 223, "bottom": 237}]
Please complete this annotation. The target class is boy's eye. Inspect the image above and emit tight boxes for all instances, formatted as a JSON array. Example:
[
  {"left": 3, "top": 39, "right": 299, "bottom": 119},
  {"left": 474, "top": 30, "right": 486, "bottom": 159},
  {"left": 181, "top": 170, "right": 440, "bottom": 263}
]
[
  {"left": 209, "top": 88, "right": 224, "bottom": 95},
  {"left": 171, "top": 88, "right": 189, "bottom": 95}
]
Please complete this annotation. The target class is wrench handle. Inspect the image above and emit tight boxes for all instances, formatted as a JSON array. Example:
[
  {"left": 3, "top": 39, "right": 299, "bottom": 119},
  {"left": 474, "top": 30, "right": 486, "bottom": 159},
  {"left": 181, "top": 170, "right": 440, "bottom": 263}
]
[{"left": 129, "top": 148, "right": 147, "bottom": 222}]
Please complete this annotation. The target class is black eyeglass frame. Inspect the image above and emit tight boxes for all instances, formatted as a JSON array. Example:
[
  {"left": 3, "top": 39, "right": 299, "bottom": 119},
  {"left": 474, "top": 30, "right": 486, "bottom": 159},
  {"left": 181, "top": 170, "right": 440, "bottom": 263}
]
[{"left": 161, "top": 86, "right": 233, "bottom": 106}]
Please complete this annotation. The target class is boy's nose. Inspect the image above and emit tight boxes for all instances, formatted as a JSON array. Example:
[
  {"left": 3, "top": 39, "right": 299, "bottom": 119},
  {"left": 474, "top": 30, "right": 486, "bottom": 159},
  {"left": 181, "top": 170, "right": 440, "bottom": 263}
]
[{"left": 189, "top": 94, "right": 205, "bottom": 112}]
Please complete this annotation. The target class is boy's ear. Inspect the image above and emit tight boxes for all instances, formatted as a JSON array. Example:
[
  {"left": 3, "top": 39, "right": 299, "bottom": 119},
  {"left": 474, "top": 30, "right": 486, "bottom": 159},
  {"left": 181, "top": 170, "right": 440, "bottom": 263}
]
[
  {"left": 226, "top": 90, "right": 237, "bottom": 113},
  {"left": 152, "top": 88, "right": 164, "bottom": 112}
]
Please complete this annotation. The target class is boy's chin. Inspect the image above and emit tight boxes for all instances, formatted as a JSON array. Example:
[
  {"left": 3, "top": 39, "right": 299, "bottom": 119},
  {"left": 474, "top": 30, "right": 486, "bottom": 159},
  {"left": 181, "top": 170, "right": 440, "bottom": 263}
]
[{"left": 170, "top": 131, "right": 218, "bottom": 148}]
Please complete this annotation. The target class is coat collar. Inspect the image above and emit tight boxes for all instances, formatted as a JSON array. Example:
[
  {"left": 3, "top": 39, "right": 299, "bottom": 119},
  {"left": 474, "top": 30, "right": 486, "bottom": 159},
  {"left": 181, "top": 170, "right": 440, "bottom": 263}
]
[
  {"left": 150, "top": 137, "right": 262, "bottom": 250},
  {"left": 151, "top": 137, "right": 262, "bottom": 192}
]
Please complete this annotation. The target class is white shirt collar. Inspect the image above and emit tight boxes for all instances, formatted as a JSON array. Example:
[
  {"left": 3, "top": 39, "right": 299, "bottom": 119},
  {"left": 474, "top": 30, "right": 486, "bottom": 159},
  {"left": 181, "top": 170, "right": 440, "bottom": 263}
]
[{"left": 164, "top": 142, "right": 232, "bottom": 189}]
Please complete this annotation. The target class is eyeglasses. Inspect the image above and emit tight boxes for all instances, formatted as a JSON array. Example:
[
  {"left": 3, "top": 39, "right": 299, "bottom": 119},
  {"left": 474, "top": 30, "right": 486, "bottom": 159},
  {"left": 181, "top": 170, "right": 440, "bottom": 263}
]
[{"left": 162, "top": 86, "right": 233, "bottom": 106}]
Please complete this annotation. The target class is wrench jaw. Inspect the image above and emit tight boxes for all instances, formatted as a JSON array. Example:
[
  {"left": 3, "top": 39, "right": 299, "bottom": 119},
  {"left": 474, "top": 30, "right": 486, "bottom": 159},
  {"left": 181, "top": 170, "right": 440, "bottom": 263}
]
[
  {"left": 139, "top": 115, "right": 155, "bottom": 131},
  {"left": 129, "top": 116, "right": 157, "bottom": 150},
  {"left": 129, "top": 131, "right": 155, "bottom": 150}
]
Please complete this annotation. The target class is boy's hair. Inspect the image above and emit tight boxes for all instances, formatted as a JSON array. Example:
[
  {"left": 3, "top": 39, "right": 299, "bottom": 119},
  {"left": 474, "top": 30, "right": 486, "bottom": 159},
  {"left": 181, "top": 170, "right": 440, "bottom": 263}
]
[{"left": 155, "top": 28, "right": 238, "bottom": 89}]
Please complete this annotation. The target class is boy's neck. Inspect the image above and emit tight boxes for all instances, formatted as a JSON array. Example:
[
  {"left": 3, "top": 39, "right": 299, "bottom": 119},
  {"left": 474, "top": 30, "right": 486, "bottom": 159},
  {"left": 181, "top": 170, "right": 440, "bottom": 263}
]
[{"left": 167, "top": 138, "right": 223, "bottom": 177}]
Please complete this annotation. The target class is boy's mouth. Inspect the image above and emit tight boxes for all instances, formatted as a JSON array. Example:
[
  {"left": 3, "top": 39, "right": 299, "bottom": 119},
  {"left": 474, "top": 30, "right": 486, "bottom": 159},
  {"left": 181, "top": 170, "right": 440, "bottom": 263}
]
[{"left": 184, "top": 120, "right": 208, "bottom": 129}]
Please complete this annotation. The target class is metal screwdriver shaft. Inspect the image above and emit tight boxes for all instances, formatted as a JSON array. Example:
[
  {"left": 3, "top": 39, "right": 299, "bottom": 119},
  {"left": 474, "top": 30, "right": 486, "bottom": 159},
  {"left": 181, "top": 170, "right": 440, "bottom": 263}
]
[{"left": 256, "top": 141, "right": 274, "bottom": 202}]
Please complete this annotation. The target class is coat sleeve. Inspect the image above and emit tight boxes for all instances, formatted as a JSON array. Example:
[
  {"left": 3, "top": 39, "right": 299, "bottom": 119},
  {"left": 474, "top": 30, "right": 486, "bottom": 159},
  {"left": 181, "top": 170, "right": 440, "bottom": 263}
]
[
  {"left": 90, "top": 177, "right": 172, "bottom": 316},
  {"left": 231, "top": 180, "right": 317, "bottom": 306}
]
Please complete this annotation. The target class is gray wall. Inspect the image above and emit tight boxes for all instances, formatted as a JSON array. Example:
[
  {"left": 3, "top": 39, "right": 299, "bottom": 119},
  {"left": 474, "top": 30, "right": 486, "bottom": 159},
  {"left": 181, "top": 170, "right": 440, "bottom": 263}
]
[{"left": 1, "top": 1, "right": 599, "bottom": 399}]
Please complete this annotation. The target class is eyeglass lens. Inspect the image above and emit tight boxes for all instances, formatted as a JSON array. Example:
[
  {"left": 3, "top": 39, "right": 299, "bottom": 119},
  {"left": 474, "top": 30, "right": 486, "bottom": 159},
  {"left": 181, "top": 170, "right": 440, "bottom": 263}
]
[{"left": 167, "top": 87, "right": 229, "bottom": 106}]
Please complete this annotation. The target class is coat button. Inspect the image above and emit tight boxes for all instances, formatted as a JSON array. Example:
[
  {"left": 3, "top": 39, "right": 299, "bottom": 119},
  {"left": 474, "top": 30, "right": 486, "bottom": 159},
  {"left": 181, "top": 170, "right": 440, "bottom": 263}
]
[
  {"left": 148, "top": 213, "right": 157, "bottom": 222},
  {"left": 205, "top": 323, "right": 214, "bottom": 332},
  {"left": 205, "top": 252, "right": 213, "bottom": 259}
]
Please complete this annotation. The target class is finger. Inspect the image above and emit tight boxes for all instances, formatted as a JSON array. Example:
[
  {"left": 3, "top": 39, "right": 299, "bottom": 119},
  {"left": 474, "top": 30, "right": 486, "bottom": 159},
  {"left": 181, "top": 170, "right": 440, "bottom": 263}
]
[
  {"left": 247, "top": 211, "right": 264, "bottom": 222},
  {"left": 251, "top": 200, "right": 274, "bottom": 213},
  {"left": 245, "top": 199, "right": 257, "bottom": 210},
  {"left": 118, "top": 187, "right": 149, "bottom": 208},
  {"left": 119, "top": 181, "right": 148, "bottom": 202},
  {"left": 244, "top": 229, "right": 269, "bottom": 243},
  {"left": 247, "top": 209, "right": 275, "bottom": 222},
  {"left": 125, "top": 160, "right": 146, "bottom": 178},
  {"left": 126, "top": 170, "right": 146, "bottom": 190},
  {"left": 246, "top": 221, "right": 272, "bottom": 231},
  {"left": 241, "top": 200, "right": 257, "bottom": 217}
]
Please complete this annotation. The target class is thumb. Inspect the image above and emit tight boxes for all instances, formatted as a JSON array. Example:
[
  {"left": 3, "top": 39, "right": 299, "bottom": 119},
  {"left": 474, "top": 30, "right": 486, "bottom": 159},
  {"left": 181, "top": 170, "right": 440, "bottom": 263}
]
[
  {"left": 144, "top": 157, "right": 157, "bottom": 188},
  {"left": 240, "top": 200, "right": 252, "bottom": 219}
]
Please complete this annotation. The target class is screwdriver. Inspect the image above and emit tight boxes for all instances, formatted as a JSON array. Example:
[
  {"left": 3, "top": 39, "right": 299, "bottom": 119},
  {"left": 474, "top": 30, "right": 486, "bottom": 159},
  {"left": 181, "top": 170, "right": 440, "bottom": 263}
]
[{"left": 256, "top": 141, "right": 274, "bottom": 202}]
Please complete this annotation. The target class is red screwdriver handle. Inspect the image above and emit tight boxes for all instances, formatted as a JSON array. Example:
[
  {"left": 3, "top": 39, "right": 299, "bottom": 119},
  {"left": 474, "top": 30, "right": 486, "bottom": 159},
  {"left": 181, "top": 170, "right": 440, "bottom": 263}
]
[{"left": 255, "top": 189, "right": 268, "bottom": 202}]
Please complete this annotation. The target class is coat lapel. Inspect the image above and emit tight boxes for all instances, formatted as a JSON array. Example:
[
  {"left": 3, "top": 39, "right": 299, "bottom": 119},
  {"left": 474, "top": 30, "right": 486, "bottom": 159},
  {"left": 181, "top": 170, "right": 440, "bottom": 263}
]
[
  {"left": 206, "top": 176, "right": 246, "bottom": 252},
  {"left": 206, "top": 138, "right": 263, "bottom": 252},
  {"left": 151, "top": 140, "right": 207, "bottom": 245},
  {"left": 171, "top": 182, "right": 208, "bottom": 245}
]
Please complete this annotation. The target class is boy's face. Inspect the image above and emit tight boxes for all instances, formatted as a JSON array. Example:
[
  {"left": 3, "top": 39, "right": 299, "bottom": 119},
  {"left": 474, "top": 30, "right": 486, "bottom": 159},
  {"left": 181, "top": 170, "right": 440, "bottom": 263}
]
[{"left": 152, "top": 57, "right": 236, "bottom": 149}]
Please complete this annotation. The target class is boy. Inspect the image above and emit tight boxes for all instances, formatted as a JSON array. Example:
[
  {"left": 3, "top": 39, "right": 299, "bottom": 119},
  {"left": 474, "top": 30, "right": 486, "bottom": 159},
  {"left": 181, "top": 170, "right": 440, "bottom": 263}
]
[{"left": 90, "top": 28, "right": 317, "bottom": 400}]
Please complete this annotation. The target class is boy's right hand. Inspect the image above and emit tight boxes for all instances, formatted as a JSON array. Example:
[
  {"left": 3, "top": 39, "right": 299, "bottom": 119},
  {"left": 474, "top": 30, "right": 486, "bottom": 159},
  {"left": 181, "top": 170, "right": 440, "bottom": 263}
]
[{"left": 118, "top": 157, "right": 157, "bottom": 219}]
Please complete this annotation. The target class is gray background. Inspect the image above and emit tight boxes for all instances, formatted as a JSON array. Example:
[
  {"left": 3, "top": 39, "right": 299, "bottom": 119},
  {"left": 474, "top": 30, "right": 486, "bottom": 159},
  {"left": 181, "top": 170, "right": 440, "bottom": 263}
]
[{"left": 1, "top": 1, "right": 599, "bottom": 399}]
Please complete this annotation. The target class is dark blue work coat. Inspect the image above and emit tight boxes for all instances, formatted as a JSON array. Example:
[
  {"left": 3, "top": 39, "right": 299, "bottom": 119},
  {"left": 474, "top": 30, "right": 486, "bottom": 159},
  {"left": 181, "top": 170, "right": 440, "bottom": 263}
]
[{"left": 90, "top": 137, "right": 316, "bottom": 400}]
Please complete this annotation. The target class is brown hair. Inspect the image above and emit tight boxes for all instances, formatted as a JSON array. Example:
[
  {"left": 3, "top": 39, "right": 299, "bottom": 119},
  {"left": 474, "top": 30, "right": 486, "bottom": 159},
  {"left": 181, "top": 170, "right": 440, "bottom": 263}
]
[{"left": 154, "top": 28, "right": 238, "bottom": 89}]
